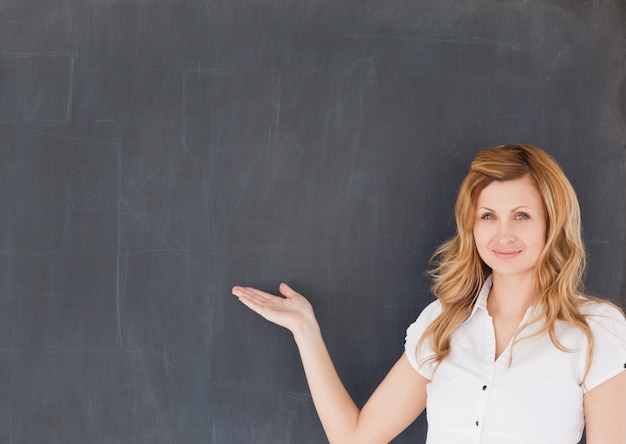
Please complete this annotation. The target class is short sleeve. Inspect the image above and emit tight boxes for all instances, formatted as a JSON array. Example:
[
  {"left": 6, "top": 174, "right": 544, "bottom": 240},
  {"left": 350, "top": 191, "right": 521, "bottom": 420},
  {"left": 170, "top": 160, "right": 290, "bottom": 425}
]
[
  {"left": 404, "top": 299, "right": 442, "bottom": 380},
  {"left": 582, "top": 302, "right": 626, "bottom": 392}
]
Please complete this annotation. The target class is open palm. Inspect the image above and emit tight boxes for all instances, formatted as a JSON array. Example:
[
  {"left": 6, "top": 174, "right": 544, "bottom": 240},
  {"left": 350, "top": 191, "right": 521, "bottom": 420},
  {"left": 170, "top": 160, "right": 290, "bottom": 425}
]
[{"left": 232, "top": 283, "right": 315, "bottom": 333}]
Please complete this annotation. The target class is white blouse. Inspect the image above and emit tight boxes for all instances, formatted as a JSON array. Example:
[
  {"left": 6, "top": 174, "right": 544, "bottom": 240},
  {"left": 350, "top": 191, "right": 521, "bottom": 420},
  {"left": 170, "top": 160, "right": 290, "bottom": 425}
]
[{"left": 404, "top": 276, "right": 626, "bottom": 444}]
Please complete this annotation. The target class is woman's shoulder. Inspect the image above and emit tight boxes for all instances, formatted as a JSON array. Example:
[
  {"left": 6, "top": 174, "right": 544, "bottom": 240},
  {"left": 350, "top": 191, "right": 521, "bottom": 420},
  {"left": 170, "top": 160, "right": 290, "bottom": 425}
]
[
  {"left": 404, "top": 299, "right": 443, "bottom": 377},
  {"left": 405, "top": 300, "right": 443, "bottom": 346},
  {"left": 408, "top": 299, "right": 443, "bottom": 327},
  {"left": 577, "top": 296, "right": 626, "bottom": 320},
  {"left": 552, "top": 297, "right": 625, "bottom": 348},
  {"left": 404, "top": 300, "right": 443, "bottom": 348},
  {"left": 574, "top": 297, "right": 626, "bottom": 340}
]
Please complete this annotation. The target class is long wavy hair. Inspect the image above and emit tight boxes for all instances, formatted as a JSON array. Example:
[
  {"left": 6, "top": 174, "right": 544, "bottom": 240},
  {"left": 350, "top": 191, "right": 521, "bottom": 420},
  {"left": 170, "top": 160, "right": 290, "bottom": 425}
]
[{"left": 418, "top": 144, "right": 608, "bottom": 376}]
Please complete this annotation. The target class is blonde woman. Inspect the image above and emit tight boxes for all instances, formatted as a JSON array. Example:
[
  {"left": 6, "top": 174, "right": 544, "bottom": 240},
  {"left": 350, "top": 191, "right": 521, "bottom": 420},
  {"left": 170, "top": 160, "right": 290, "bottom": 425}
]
[{"left": 232, "top": 145, "right": 626, "bottom": 443}]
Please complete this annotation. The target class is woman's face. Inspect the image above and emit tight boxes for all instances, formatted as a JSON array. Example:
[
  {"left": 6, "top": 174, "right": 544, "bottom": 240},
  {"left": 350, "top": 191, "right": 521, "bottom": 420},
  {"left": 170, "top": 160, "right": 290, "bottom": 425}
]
[{"left": 472, "top": 176, "right": 547, "bottom": 280}]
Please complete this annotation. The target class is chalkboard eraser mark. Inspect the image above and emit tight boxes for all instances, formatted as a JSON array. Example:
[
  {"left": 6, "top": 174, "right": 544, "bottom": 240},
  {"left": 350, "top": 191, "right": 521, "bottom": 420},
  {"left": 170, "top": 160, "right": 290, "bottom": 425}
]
[{"left": 0, "top": 51, "right": 74, "bottom": 126}]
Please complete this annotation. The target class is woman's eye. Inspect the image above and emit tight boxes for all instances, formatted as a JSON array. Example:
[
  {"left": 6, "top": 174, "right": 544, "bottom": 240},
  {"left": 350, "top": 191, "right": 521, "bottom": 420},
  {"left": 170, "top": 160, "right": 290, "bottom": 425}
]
[
  {"left": 515, "top": 213, "right": 530, "bottom": 220},
  {"left": 481, "top": 213, "right": 495, "bottom": 220}
]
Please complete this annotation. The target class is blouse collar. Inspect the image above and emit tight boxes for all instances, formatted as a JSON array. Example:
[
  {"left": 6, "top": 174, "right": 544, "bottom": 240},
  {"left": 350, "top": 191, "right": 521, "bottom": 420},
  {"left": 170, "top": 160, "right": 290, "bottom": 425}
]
[
  {"left": 460, "top": 275, "right": 493, "bottom": 325},
  {"left": 461, "top": 274, "right": 542, "bottom": 327}
]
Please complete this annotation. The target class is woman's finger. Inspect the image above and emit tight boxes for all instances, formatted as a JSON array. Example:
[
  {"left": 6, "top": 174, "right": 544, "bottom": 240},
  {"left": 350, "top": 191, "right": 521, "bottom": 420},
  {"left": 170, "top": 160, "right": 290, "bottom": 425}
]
[
  {"left": 232, "top": 286, "right": 284, "bottom": 311},
  {"left": 279, "top": 283, "right": 299, "bottom": 299},
  {"left": 233, "top": 286, "right": 266, "bottom": 300},
  {"left": 237, "top": 294, "right": 267, "bottom": 314}
]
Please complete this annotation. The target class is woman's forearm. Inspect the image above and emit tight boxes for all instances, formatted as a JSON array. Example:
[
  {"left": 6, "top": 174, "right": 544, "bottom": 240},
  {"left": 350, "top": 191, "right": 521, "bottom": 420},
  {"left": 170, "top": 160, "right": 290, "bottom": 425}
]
[{"left": 292, "top": 318, "right": 362, "bottom": 444}]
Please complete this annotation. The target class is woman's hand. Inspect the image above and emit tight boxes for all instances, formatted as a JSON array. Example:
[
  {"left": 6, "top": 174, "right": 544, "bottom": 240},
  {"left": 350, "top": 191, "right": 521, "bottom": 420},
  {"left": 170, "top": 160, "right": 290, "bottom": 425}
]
[{"left": 232, "top": 283, "right": 316, "bottom": 334}]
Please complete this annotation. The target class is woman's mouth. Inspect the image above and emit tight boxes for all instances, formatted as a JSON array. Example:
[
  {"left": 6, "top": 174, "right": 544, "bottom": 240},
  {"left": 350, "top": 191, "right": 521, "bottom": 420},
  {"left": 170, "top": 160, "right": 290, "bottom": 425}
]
[{"left": 493, "top": 250, "right": 521, "bottom": 259}]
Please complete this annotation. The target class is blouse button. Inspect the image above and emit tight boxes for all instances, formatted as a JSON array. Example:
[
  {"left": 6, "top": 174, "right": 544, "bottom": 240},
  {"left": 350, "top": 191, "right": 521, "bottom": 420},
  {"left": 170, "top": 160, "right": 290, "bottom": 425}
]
[
  {"left": 482, "top": 385, "right": 487, "bottom": 391},
  {"left": 475, "top": 420, "right": 480, "bottom": 426}
]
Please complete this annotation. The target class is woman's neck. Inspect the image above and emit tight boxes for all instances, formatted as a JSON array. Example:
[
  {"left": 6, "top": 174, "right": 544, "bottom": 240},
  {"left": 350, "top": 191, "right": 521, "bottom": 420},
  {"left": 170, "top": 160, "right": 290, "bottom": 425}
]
[{"left": 487, "top": 273, "right": 536, "bottom": 318}]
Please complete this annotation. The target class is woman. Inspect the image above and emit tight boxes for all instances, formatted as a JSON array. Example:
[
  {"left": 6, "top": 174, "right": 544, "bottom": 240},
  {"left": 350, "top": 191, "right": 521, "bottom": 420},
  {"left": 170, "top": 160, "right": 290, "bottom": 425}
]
[{"left": 232, "top": 144, "right": 626, "bottom": 443}]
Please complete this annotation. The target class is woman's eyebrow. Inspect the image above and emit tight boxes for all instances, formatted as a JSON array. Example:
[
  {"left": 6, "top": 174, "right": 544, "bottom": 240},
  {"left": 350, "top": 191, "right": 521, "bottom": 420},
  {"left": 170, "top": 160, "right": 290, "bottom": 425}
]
[
  {"left": 510, "top": 205, "right": 537, "bottom": 212},
  {"left": 476, "top": 205, "right": 537, "bottom": 213}
]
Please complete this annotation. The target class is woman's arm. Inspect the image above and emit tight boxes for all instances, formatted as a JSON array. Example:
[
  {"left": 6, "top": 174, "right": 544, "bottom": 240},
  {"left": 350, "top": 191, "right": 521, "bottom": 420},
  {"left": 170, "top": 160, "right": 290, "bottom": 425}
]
[
  {"left": 583, "top": 371, "right": 626, "bottom": 444},
  {"left": 232, "top": 284, "right": 428, "bottom": 444}
]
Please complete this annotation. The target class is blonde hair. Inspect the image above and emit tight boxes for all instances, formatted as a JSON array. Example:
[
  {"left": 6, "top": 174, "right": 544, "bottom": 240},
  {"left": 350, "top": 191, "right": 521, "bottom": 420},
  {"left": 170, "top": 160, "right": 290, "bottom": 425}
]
[{"left": 419, "top": 144, "right": 614, "bottom": 377}]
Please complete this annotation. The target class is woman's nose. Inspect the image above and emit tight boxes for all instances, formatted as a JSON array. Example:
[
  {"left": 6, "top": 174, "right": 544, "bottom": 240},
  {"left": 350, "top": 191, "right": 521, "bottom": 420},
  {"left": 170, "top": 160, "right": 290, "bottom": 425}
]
[{"left": 496, "top": 223, "right": 516, "bottom": 244}]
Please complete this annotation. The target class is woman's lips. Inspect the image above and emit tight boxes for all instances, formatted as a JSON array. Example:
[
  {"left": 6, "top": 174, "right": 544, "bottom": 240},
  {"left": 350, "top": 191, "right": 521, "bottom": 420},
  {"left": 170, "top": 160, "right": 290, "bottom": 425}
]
[{"left": 492, "top": 250, "right": 521, "bottom": 259}]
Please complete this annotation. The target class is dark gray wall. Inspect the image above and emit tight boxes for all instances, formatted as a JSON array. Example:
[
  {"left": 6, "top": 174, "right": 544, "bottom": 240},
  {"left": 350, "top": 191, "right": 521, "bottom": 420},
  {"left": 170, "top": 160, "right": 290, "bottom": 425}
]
[{"left": 0, "top": 1, "right": 623, "bottom": 442}]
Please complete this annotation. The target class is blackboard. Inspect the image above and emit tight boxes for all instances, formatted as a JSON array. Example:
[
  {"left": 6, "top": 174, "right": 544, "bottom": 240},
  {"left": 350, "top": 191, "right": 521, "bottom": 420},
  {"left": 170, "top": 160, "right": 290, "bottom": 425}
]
[{"left": 0, "top": 1, "right": 623, "bottom": 442}]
